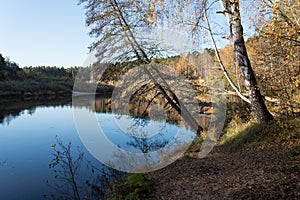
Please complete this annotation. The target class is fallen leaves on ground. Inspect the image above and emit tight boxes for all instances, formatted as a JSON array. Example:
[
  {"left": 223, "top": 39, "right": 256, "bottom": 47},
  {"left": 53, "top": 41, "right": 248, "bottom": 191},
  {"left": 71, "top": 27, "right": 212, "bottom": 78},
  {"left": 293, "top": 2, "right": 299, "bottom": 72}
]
[{"left": 146, "top": 143, "right": 300, "bottom": 199}]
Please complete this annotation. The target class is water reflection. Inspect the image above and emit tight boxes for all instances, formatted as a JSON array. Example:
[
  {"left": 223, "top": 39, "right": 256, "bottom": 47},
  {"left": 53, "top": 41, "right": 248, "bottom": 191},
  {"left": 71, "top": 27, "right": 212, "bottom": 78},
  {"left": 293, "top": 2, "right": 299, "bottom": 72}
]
[
  {"left": 47, "top": 137, "right": 126, "bottom": 200},
  {"left": 72, "top": 89, "right": 214, "bottom": 173},
  {"left": 0, "top": 97, "right": 71, "bottom": 125},
  {"left": 0, "top": 94, "right": 214, "bottom": 199},
  {"left": 0, "top": 160, "right": 6, "bottom": 167},
  {"left": 72, "top": 93, "right": 213, "bottom": 129}
]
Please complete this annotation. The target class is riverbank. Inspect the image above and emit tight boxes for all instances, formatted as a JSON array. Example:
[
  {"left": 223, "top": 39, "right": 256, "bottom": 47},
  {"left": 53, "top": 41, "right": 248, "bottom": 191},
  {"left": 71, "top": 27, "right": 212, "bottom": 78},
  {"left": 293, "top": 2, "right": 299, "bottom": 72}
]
[
  {"left": 0, "top": 80, "right": 73, "bottom": 97},
  {"left": 0, "top": 80, "right": 115, "bottom": 98},
  {"left": 145, "top": 117, "right": 300, "bottom": 199},
  {"left": 105, "top": 116, "right": 300, "bottom": 199},
  {"left": 147, "top": 143, "right": 299, "bottom": 199}
]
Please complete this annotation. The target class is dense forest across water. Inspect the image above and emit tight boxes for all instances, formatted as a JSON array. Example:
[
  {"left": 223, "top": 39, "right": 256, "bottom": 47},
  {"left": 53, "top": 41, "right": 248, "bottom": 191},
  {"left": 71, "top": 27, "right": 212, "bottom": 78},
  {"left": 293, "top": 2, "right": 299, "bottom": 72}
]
[{"left": 0, "top": 53, "right": 76, "bottom": 97}]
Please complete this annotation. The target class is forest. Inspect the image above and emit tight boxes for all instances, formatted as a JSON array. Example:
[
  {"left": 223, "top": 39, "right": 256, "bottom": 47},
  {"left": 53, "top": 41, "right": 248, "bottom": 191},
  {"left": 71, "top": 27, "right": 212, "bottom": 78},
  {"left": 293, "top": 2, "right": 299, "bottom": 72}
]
[{"left": 0, "top": 53, "right": 78, "bottom": 96}]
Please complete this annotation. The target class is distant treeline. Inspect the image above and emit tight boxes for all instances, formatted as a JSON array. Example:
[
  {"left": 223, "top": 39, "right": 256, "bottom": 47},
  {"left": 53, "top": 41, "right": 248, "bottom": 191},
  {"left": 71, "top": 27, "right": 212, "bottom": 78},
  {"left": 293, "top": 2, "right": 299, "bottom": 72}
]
[
  {"left": 0, "top": 53, "right": 141, "bottom": 97},
  {"left": 0, "top": 53, "right": 80, "bottom": 97},
  {"left": 0, "top": 52, "right": 211, "bottom": 97},
  {"left": 0, "top": 53, "right": 22, "bottom": 81},
  {"left": 0, "top": 53, "right": 79, "bottom": 81}
]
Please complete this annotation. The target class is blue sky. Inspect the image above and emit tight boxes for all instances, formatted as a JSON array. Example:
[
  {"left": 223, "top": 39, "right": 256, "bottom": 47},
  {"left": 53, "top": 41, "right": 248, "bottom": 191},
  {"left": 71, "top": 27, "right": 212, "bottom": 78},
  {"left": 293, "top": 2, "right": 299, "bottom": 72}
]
[
  {"left": 0, "top": 0, "right": 255, "bottom": 68},
  {"left": 0, "top": 0, "right": 92, "bottom": 67}
]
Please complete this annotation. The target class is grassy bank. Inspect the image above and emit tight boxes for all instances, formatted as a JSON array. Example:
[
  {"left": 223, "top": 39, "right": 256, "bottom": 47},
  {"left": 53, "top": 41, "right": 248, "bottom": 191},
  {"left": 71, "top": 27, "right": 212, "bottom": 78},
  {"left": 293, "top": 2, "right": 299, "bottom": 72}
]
[
  {"left": 219, "top": 115, "right": 300, "bottom": 152},
  {"left": 0, "top": 80, "right": 116, "bottom": 97},
  {"left": 0, "top": 80, "right": 73, "bottom": 97},
  {"left": 105, "top": 109, "right": 300, "bottom": 199}
]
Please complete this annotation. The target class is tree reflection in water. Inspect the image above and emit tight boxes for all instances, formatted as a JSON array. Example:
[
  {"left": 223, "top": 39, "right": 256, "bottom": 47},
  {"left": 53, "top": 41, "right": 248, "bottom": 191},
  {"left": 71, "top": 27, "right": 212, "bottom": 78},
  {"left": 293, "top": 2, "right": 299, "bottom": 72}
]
[
  {"left": 0, "top": 97, "right": 71, "bottom": 125},
  {"left": 126, "top": 123, "right": 169, "bottom": 154},
  {"left": 48, "top": 84, "right": 214, "bottom": 197},
  {"left": 46, "top": 137, "right": 126, "bottom": 200},
  {"left": 0, "top": 160, "right": 6, "bottom": 167}
]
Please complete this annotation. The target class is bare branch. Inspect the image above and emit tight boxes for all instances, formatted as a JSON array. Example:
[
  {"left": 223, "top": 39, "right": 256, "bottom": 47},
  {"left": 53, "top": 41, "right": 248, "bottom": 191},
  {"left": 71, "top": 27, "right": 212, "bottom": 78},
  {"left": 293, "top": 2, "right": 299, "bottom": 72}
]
[{"left": 204, "top": 7, "right": 251, "bottom": 104}]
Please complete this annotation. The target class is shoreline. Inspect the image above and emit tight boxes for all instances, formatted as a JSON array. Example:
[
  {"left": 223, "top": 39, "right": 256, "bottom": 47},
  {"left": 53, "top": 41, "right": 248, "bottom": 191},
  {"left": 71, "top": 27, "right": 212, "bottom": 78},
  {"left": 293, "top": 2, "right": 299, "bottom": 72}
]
[{"left": 0, "top": 80, "right": 114, "bottom": 98}]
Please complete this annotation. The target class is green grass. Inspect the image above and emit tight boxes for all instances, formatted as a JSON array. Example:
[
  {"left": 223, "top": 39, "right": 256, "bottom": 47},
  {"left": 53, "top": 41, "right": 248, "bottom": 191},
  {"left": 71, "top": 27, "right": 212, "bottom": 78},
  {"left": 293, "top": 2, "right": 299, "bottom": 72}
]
[
  {"left": 108, "top": 173, "right": 151, "bottom": 200},
  {"left": 219, "top": 115, "right": 300, "bottom": 152}
]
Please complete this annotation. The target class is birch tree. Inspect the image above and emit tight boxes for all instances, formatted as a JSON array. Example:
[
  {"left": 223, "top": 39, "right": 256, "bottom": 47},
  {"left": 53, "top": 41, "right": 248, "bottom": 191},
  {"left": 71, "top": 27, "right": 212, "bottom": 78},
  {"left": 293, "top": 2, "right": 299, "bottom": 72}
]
[{"left": 218, "top": 0, "right": 274, "bottom": 124}]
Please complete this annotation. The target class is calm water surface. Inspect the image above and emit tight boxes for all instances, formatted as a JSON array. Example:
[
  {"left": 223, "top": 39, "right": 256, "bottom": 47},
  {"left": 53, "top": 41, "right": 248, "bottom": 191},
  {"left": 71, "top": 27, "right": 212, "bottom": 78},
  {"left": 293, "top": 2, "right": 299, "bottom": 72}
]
[
  {"left": 0, "top": 101, "right": 89, "bottom": 199},
  {"left": 0, "top": 96, "right": 195, "bottom": 199}
]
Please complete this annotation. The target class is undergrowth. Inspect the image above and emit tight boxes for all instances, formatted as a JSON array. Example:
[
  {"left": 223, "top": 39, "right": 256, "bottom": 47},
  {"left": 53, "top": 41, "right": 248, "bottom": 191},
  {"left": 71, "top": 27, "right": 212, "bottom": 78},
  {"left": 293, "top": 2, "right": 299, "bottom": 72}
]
[
  {"left": 108, "top": 173, "right": 151, "bottom": 200},
  {"left": 219, "top": 115, "right": 300, "bottom": 152}
]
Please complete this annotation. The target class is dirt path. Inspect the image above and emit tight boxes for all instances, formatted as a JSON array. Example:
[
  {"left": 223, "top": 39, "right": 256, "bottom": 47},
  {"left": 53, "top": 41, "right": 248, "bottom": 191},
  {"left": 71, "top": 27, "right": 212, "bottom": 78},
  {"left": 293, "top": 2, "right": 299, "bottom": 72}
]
[{"left": 146, "top": 144, "right": 300, "bottom": 199}]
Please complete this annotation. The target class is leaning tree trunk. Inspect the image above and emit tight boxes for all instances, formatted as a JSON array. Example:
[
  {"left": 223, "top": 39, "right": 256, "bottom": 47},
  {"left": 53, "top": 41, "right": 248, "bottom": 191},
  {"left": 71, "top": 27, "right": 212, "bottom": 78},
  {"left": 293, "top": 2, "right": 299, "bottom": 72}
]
[
  {"left": 220, "top": 0, "right": 274, "bottom": 124},
  {"left": 111, "top": 0, "right": 204, "bottom": 133}
]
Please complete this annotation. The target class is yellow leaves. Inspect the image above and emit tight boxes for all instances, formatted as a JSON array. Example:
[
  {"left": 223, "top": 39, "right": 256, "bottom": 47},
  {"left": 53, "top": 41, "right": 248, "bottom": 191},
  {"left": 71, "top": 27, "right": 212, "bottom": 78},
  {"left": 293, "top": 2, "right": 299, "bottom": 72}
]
[
  {"left": 233, "top": 0, "right": 300, "bottom": 113},
  {"left": 229, "top": 0, "right": 239, "bottom": 4},
  {"left": 149, "top": 6, "right": 155, "bottom": 12},
  {"left": 158, "top": 0, "right": 165, "bottom": 5},
  {"left": 104, "top": 33, "right": 110, "bottom": 39},
  {"left": 147, "top": 5, "right": 157, "bottom": 26}
]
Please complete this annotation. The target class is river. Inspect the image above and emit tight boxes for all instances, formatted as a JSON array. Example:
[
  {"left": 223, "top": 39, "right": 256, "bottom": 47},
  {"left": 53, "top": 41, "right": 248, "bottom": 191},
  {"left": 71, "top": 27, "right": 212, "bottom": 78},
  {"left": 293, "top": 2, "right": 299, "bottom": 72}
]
[{"left": 0, "top": 95, "right": 198, "bottom": 199}]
